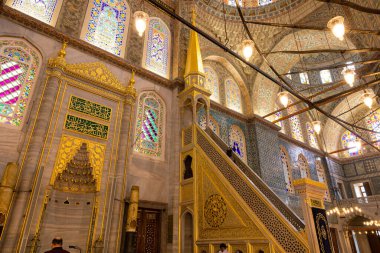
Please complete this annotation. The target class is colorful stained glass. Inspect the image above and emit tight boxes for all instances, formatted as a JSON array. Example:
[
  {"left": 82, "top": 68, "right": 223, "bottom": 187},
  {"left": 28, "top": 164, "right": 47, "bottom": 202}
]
[
  {"left": 306, "top": 122, "right": 319, "bottom": 149},
  {"left": 143, "top": 18, "right": 170, "bottom": 78},
  {"left": 259, "top": 0, "right": 272, "bottom": 6},
  {"left": 320, "top": 70, "right": 332, "bottom": 84},
  {"left": 81, "top": 0, "right": 129, "bottom": 56},
  {"left": 316, "top": 161, "right": 331, "bottom": 202},
  {"left": 7, "top": 0, "right": 62, "bottom": 25},
  {"left": 366, "top": 112, "right": 380, "bottom": 145},
  {"left": 228, "top": 0, "right": 242, "bottom": 6},
  {"left": 225, "top": 78, "right": 242, "bottom": 113},
  {"left": 228, "top": 125, "right": 247, "bottom": 162},
  {"left": 299, "top": 72, "right": 309, "bottom": 84},
  {"left": 274, "top": 109, "right": 285, "bottom": 133},
  {"left": 298, "top": 154, "right": 310, "bottom": 178},
  {"left": 204, "top": 66, "right": 220, "bottom": 102},
  {"left": 134, "top": 91, "right": 165, "bottom": 158},
  {"left": 280, "top": 147, "right": 293, "bottom": 193},
  {"left": 341, "top": 130, "right": 362, "bottom": 157},
  {"left": 199, "top": 114, "right": 220, "bottom": 135},
  {"left": 0, "top": 38, "right": 41, "bottom": 127},
  {"left": 287, "top": 101, "right": 304, "bottom": 142}
]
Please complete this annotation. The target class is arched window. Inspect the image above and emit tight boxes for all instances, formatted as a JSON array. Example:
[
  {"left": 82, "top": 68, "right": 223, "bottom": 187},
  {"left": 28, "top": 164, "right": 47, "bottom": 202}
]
[
  {"left": 320, "top": 70, "right": 332, "bottom": 84},
  {"left": 299, "top": 72, "right": 309, "bottom": 84},
  {"left": 316, "top": 160, "right": 331, "bottom": 202},
  {"left": 274, "top": 109, "right": 285, "bottom": 134},
  {"left": 298, "top": 154, "right": 310, "bottom": 178},
  {"left": 225, "top": 78, "right": 242, "bottom": 113},
  {"left": 228, "top": 125, "right": 247, "bottom": 162},
  {"left": 341, "top": 130, "right": 361, "bottom": 157},
  {"left": 6, "top": 0, "right": 63, "bottom": 26},
  {"left": 142, "top": 17, "right": 170, "bottom": 78},
  {"left": 0, "top": 37, "right": 42, "bottom": 128},
  {"left": 227, "top": 0, "right": 243, "bottom": 6},
  {"left": 287, "top": 101, "right": 304, "bottom": 142},
  {"left": 199, "top": 114, "right": 220, "bottom": 135},
  {"left": 80, "top": 0, "right": 130, "bottom": 57},
  {"left": 280, "top": 146, "right": 294, "bottom": 193},
  {"left": 204, "top": 66, "right": 220, "bottom": 103},
  {"left": 306, "top": 122, "right": 319, "bottom": 149},
  {"left": 134, "top": 91, "right": 165, "bottom": 158},
  {"left": 366, "top": 112, "right": 380, "bottom": 145},
  {"left": 259, "top": 0, "right": 272, "bottom": 6}
]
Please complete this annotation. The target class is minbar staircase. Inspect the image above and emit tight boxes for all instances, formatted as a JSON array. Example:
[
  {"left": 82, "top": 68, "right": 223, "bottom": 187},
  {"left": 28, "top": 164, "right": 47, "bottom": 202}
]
[{"left": 181, "top": 125, "right": 310, "bottom": 253}]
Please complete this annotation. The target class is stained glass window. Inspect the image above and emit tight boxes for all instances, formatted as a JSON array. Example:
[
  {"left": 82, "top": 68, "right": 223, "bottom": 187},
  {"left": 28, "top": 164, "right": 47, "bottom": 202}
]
[
  {"left": 7, "top": 0, "right": 63, "bottom": 26},
  {"left": 280, "top": 147, "right": 294, "bottom": 193},
  {"left": 228, "top": 125, "right": 247, "bottom": 162},
  {"left": 299, "top": 72, "right": 309, "bottom": 84},
  {"left": 134, "top": 91, "right": 165, "bottom": 158},
  {"left": 80, "top": 0, "right": 130, "bottom": 57},
  {"left": 0, "top": 38, "right": 41, "bottom": 127},
  {"left": 204, "top": 66, "right": 220, "bottom": 103},
  {"left": 298, "top": 154, "right": 310, "bottom": 178},
  {"left": 366, "top": 112, "right": 380, "bottom": 145},
  {"left": 225, "top": 78, "right": 242, "bottom": 113},
  {"left": 143, "top": 17, "right": 170, "bottom": 78},
  {"left": 320, "top": 70, "right": 332, "bottom": 84},
  {"left": 341, "top": 130, "right": 361, "bottom": 157},
  {"left": 199, "top": 114, "right": 220, "bottom": 135},
  {"left": 287, "top": 100, "right": 304, "bottom": 142},
  {"left": 259, "top": 0, "right": 272, "bottom": 6},
  {"left": 286, "top": 71, "right": 292, "bottom": 80},
  {"left": 274, "top": 109, "right": 285, "bottom": 133},
  {"left": 228, "top": 0, "right": 243, "bottom": 6},
  {"left": 316, "top": 161, "right": 331, "bottom": 202},
  {"left": 306, "top": 122, "right": 319, "bottom": 149}
]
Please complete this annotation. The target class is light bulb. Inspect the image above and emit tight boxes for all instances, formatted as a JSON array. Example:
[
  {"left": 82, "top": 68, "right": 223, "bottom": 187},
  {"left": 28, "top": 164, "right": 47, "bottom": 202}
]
[
  {"left": 134, "top": 11, "right": 149, "bottom": 37},
  {"left": 312, "top": 121, "right": 322, "bottom": 134},
  {"left": 242, "top": 40, "right": 254, "bottom": 61},
  {"left": 362, "top": 92, "right": 374, "bottom": 109},
  {"left": 342, "top": 68, "right": 356, "bottom": 87},
  {"left": 278, "top": 91, "right": 289, "bottom": 108},
  {"left": 327, "top": 16, "right": 345, "bottom": 41}
]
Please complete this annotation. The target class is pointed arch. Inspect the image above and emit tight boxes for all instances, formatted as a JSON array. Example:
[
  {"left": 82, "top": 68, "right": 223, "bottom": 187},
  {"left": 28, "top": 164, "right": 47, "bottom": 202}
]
[
  {"left": 203, "top": 65, "right": 220, "bottom": 103},
  {"left": 316, "top": 160, "right": 331, "bottom": 202},
  {"left": 287, "top": 99, "right": 304, "bottom": 142},
  {"left": 298, "top": 154, "right": 310, "bottom": 179},
  {"left": 306, "top": 122, "right": 319, "bottom": 149},
  {"left": 228, "top": 125, "right": 247, "bottom": 162},
  {"left": 80, "top": 0, "right": 130, "bottom": 57},
  {"left": 280, "top": 146, "right": 294, "bottom": 193},
  {"left": 225, "top": 78, "right": 242, "bottom": 113},
  {"left": 142, "top": 17, "right": 171, "bottom": 78},
  {"left": 6, "top": 0, "right": 63, "bottom": 26},
  {"left": 0, "top": 37, "right": 42, "bottom": 128},
  {"left": 134, "top": 91, "right": 166, "bottom": 159}
]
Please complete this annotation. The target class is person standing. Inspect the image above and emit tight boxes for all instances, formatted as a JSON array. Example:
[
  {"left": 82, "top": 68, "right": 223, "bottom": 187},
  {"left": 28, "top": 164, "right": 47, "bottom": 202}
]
[
  {"left": 218, "top": 243, "right": 229, "bottom": 253},
  {"left": 44, "top": 237, "right": 70, "bottom": 253}
]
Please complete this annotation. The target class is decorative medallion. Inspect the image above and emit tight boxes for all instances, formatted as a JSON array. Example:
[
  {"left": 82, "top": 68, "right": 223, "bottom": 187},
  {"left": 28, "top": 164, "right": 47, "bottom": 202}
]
[{"left": 204, "top": 194, "right": 227, "bottom": 228}]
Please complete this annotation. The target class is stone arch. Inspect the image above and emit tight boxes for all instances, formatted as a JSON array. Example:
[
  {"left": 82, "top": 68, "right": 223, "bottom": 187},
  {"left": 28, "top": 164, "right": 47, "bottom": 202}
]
[{"left": 298, "top": 154, "right": 310, "bottom": 179}]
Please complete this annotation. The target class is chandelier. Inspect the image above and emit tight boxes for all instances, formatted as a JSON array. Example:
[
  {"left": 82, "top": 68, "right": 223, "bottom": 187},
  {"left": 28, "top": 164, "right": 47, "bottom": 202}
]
[{"left": 326, "top": 206, "right": 362, "bottom": 216}]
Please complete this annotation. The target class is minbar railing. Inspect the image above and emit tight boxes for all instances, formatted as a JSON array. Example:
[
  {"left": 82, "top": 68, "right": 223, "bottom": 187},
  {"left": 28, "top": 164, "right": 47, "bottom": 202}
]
[{"left": 205, "top": 127, "right": 305, "bottom": 231}]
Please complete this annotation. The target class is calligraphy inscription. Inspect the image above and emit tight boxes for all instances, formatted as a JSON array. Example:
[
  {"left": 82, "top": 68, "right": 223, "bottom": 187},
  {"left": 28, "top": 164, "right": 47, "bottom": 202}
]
[
  {"left": 69, "top": 96, "right": 111, "bottom": 121},
  {"left": 64, "top": 114, "right": 109, "bottom": 139}
]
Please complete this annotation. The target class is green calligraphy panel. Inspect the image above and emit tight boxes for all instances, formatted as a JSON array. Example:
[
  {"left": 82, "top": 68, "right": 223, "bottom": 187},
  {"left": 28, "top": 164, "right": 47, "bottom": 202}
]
[
  {"left": 64, "top": 114, "right": 109, "bottom": 139},
  {"left": 69, "top": 96, "right": 111, "bottom": 121}
]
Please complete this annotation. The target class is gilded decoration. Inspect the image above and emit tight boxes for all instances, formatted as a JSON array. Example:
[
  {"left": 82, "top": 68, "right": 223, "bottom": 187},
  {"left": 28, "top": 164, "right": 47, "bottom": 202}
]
[
  {"left": 69, "top": 96, "right": 112, "bottom": 121},
  {"left": 204, "top": 194, "right": 227, "bottom": 228},
  {"left": 64, "top": 114, "right": 109, "bottom": 140},
  {"left": 196, "top": 150, "right": 264, "bottom": 240},
  {"left": 50, "top": 135, "right": 106, "bottom": 191}
]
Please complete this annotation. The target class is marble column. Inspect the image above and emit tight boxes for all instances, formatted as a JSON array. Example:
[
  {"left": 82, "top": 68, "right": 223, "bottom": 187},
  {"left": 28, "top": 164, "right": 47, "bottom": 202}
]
[
  {"left": 105, "top": 74, "right": 136, "bottom": 252},
  {"left": 1, "top": 74, "right": 62, "bottom": 252}
]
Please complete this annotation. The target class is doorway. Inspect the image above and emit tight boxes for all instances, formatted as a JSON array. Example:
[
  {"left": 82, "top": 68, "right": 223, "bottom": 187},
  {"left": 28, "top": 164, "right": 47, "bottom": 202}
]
[
  {"left": 181, "top": 212, "right": 194, "bottom": 253},
  {"left": 136, "top": 208, "right": 161, "bottom": 253}
]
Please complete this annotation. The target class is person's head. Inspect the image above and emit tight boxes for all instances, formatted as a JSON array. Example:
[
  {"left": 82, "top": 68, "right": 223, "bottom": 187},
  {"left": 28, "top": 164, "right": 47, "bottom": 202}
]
[
  {"left": 220, "top": 243, "right": 227, "bottom": 250},
  {"left": 51, "top": 237, "right": 63, "bottom": 248}
]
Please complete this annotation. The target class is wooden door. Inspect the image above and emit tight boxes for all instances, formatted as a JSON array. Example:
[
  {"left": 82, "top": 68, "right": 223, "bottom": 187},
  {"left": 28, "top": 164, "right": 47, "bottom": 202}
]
[{"left": 136, "top": 209, "right": 161, "bottom": 253}]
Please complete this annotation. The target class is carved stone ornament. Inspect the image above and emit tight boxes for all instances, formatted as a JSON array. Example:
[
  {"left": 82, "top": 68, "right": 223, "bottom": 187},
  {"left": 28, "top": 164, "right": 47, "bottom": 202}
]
[{"left": 204, "top": 194, "right": 227, "bottom": 228}]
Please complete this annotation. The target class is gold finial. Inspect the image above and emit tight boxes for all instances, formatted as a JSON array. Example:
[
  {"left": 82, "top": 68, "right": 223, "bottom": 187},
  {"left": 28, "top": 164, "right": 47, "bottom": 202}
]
[
  {"left": 191, "top": 8, "right": 196, "bottom": 26},
  {"left": 58, "top": 41, "right": 68, "bottom": 59},
  {"left": 128, "top": 69, "right": 136, "bottom": 87}
]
